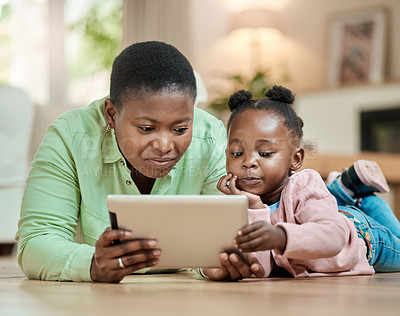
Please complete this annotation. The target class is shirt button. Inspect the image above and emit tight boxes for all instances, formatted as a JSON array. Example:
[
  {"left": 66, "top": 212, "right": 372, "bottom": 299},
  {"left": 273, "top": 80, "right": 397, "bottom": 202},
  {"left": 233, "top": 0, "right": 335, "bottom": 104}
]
[
  {"left": 126, "top": 180, "right": 132, "bottom": 185},
  {"left": 120, "top": 160, "right": 125, "bottom": 166}
]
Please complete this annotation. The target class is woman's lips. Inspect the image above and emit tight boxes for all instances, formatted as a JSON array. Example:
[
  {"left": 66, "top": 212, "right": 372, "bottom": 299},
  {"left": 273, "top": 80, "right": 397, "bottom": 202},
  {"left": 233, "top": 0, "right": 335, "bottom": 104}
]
[
  {"left": 146, "top": 158, "right": 176, "bottom": 169},
  {"left": 239, "top": 177, "right": 262, "bottom": 185}
]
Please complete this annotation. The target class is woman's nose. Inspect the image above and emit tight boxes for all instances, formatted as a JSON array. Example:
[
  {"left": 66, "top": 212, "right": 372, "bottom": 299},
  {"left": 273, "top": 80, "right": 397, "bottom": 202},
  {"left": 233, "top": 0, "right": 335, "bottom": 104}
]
[{"left": 152, "top": 133, "right": 173, "bottom": 153}]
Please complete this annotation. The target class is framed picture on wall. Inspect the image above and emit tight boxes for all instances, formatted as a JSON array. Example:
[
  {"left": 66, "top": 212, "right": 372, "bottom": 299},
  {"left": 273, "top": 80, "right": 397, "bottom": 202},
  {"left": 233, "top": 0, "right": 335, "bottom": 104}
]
[{"left": 326, "top": 7, "right": 388, "bottom": 87}]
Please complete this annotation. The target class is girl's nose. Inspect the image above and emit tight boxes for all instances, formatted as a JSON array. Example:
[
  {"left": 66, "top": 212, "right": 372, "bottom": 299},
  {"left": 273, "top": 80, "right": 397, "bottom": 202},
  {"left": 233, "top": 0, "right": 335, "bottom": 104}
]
[{"left": 242, "top": 154, "right": 258, "bottom": 169}]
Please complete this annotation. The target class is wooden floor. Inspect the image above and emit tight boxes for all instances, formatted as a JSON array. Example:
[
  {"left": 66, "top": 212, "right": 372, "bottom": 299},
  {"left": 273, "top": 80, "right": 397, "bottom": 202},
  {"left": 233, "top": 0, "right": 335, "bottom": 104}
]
[{"left": 1, "top": 253, "right": 400, "bottom": 316}]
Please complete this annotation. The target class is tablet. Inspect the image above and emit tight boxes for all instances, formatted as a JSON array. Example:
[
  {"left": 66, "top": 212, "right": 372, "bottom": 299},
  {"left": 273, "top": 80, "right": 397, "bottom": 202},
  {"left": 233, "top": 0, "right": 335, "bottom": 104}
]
[{"left": 106, "top": 194, "right": 249, "bottom": 268}]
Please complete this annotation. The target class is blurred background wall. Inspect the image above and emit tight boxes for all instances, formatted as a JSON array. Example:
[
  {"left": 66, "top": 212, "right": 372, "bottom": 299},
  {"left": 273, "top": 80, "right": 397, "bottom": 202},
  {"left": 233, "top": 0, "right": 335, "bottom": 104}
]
[
  {"left": 1, "top": 0, "right": 400, "bottom": 242},
  {"left": 1, "top": 0, "right": 400, "bottom": 158}
]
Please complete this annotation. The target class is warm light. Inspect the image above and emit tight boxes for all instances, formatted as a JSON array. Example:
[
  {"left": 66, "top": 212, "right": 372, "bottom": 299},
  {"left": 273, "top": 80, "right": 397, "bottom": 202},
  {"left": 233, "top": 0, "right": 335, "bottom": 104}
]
[{"left": 228, "top": 8, "right": 284, "bottom": 35}]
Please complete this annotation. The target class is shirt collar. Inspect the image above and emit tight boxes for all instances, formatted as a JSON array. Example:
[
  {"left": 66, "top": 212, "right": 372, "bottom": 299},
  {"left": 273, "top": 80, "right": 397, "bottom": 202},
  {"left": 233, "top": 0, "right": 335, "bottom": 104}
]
[{"left": 101, "top": 128, "right": 123, "bottom": 163}]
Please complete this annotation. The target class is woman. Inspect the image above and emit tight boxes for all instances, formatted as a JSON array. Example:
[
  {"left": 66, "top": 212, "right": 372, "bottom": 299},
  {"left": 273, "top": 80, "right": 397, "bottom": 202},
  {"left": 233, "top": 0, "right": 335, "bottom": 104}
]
[{"left": 16, "top": 41, "right": 263, "bottom": 282}]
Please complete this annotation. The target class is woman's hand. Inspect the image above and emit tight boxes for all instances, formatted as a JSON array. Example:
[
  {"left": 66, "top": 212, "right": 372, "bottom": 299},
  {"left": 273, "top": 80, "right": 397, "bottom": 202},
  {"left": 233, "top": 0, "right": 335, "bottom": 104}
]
[
  {"left": 235, "top": 221, "right": 287, "bottom": 253},
  {"left": 217, "top": 174, "right": 264, "bottom": 209},
  {"left": 202, "top": 252, "right": 265, "bottom": 281},
  {"left": 90, "top": 227, "right": 161, "bottom": 283}
]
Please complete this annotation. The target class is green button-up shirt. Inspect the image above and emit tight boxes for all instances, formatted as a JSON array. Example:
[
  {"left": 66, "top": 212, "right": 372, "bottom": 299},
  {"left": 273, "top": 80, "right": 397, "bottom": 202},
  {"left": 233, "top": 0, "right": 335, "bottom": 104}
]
[{"left": 16, "top": 98, "right": 227, "bottom": 281}]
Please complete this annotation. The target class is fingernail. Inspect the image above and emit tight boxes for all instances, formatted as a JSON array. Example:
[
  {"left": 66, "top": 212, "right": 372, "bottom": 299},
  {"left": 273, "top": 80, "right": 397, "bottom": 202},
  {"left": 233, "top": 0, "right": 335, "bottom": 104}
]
[
  {"left": 147, "top": 240, "right": 156, "bottom": 247},
  {"left": 253, "top": 265, "right": 260, "bottom": 271},
  {"left": 122, "top": 230, "right": 132, "bottom": 237},
  {"left": 231, "top": 255, "right": 238, "bottom": 263},
  {"left": 237, "top": 231, "right": 242, "bottom": 236},
  {"left": 153, "top": 249, "right": 161, "bottom": 256}
]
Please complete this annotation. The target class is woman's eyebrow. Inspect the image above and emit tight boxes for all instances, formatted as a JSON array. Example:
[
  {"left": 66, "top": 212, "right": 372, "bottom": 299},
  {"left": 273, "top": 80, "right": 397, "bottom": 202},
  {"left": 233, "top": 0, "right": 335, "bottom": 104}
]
[{"left": 135, "top": 116, "right": 192, "bottom": 124}]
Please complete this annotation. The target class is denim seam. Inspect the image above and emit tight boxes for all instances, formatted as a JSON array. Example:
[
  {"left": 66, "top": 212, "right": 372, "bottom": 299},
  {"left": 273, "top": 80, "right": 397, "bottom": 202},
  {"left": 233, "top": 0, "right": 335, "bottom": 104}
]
[{"left": 329, "top": 179, "right": 356, "bottom": 206}]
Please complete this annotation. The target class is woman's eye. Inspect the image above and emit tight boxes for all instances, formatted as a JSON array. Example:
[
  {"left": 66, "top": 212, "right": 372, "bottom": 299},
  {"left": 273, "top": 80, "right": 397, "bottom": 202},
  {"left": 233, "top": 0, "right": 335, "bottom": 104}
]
[
  {"left": 259, "top": 152, "right": 273, "bottom": 157},
  {"left": 231, "top": 152, "right": 243, "bottom": 157},
  {"left": 174, "top": 127, "right": 189, "bottom": 133},
  {"left": 139, "top": 126, "right": 155, "bottom": 132}
]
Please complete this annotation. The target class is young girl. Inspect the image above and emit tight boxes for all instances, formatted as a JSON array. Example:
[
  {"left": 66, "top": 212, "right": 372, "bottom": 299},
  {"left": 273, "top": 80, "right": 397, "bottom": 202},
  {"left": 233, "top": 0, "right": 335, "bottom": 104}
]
[{"left": 214, "top": 85, "right": 400, "bottom": 278}]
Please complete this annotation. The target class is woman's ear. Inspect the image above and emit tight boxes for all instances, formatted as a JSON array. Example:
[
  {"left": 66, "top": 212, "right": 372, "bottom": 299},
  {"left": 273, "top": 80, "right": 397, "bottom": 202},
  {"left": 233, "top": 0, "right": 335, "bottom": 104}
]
[
  {"left": 290, "top": 147, "right": 304, "bottom": 171},
  {"left": 104, "top": 98, "right": 118, "bottom": 128}
]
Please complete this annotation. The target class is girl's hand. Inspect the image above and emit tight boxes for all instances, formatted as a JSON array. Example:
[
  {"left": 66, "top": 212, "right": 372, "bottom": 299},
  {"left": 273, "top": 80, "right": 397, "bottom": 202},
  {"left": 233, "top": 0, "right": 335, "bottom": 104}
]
[
  {"left": 90, "top": 227, "right": 161, "bottom": 283},
  {"left": 217, "top": 174, "right": 264, "bottom": 209},
  {"left": 202, "top": 253, "right": 265, "bottom": 281},
  {"left": 235, "top": 221, "right": 287, "bottom": 253}
]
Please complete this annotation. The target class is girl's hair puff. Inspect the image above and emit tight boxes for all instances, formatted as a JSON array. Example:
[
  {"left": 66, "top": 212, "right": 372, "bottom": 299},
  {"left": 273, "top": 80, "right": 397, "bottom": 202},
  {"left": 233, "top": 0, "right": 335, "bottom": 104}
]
[{"left": 227, "top": 85, "right": 304, "bottom": 144}]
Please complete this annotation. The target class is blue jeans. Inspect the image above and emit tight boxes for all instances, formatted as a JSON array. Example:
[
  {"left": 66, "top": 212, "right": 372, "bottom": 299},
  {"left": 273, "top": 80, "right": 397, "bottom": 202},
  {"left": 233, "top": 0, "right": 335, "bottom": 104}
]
[{"left": 327, "top": 179, "right": 400, "bottom": 272}]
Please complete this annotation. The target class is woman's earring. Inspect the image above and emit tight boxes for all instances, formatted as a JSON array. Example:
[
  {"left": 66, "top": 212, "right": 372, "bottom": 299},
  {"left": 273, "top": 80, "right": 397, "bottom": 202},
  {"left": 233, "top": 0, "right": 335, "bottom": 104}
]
[{"left": 106, "top": 125, "right": 111, "bottom": 133}]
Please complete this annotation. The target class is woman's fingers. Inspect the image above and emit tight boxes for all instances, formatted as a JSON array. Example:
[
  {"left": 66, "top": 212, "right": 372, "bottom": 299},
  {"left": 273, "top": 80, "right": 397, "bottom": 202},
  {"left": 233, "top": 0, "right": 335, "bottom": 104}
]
[
  {"left": 249, "top": 254, "right": 265, "bottom": 278},
  {"left": 91, "top": 228, "right": 161, "bottom": 282},
  {"left": 117, "top": 252, "right": 160, "bottom": 271},
  {"left": 226, "top": 253, "right": 253, "bottom": 279},
  {"left": 119, "top": 248, "right": 161, "bottom": 269},
  {"left": 218, "top": 253, "right": 241, "bottom": 281},
  {"left": 96, "top": 227, "right": 133, "bottom": 246},
  {"left": 106, "top": 238, "right": 158, "bottom": 259}
]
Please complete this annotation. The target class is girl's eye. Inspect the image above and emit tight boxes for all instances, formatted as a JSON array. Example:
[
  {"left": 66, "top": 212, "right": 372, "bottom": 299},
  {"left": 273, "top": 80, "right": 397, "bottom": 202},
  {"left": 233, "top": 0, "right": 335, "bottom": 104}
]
[
  {"left": 139, "top": 126, "right": 155, "bottom": 132},
  {"left": 231, "top": 152, "right": 243, "bottom": 157},
  {"left": 174, "top": 127, "right": 189, "bottom": 133},
  {"left": 259, "top": 152, "right": 273, "bottom": 157}
]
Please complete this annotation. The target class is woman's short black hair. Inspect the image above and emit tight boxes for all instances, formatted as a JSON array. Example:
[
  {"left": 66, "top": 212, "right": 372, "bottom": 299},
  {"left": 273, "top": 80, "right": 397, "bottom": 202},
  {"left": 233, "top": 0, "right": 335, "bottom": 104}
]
[
  {"left": 110, "top": 41, "right": 197, "bottom": 108},
  {"left": 227, "top": 85, "right": 304, "bottom": 144}
]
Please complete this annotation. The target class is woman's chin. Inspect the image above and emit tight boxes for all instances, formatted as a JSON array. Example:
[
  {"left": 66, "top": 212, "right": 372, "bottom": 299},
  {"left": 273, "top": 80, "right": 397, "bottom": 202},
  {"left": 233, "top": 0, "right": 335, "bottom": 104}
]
[{"left": 142, "top": 167, "right": 172, "bottom": 179}]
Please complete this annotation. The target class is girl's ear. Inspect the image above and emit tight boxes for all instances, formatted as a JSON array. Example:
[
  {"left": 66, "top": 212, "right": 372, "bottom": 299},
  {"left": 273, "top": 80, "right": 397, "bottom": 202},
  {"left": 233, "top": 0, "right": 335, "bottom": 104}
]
[
  {"left": 104, "top": 98, "right": 118, "bottom": 128},
  {"left": 290, "top": 147, "right": 304, "bottom": 171}
]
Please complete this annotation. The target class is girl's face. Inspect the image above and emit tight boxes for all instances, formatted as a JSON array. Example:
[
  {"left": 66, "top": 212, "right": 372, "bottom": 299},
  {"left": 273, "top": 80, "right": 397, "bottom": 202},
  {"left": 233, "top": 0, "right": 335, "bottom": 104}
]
[
  {"left": 104, "top": 91, "right": 194, "bottom": 179},
  {"left": 226, "top": 109, "right": 303, "bottom": 205}
]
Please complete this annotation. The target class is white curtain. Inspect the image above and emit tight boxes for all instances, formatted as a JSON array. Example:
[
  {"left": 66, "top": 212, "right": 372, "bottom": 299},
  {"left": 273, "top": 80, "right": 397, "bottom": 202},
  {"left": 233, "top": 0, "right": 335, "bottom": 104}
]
[{"left": 122, "top": 0, "right": 191, "bottom": 57}]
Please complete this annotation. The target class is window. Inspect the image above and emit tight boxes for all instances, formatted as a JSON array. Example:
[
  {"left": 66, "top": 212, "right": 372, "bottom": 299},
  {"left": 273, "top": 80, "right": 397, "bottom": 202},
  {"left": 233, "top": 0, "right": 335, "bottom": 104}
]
[{"left": 0, "top": 0, "right": 122, "bottom": 107}]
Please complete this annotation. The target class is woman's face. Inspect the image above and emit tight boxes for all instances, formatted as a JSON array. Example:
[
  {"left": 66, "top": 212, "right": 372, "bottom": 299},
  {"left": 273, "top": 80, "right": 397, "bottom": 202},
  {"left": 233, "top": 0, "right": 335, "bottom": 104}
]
[{"left": 105, "top": 91, "right": 194, "bottom": 179}]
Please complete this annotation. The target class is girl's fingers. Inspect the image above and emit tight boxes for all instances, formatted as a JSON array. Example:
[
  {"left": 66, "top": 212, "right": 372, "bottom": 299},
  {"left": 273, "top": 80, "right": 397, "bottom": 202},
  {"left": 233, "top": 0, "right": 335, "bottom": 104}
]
[
  {"left": 228, "top": 176, "right": 242, "bottom": 195},
  {"left": 237, "top": 222, "right": 263, "bottom": 238},
  {"left": 217, "top": 174, "right": 233, "bottom": 195}
]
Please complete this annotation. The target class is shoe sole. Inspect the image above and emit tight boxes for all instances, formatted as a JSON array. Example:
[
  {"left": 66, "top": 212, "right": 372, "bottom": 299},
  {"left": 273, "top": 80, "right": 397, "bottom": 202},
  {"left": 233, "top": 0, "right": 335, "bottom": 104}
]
[{"left": 353, "top": 160, "right": 390, "bottom": 193}]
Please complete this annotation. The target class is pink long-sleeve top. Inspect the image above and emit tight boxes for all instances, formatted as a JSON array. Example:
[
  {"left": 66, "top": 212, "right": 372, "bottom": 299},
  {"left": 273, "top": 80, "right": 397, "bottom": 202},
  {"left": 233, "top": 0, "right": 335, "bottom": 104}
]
[{"left": 248, "top": 169, "right": 374, "bottom": 278}]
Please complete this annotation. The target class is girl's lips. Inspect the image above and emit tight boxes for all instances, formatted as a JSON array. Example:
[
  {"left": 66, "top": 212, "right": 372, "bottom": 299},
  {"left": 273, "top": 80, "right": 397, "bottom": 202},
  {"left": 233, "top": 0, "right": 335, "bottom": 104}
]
[{"left": 239, "top": 177, "right": 262, "bottom": 185}]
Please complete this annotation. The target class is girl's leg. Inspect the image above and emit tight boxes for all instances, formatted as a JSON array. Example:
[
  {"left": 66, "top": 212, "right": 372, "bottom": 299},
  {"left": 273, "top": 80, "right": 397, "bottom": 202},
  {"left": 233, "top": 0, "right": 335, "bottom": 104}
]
[
  {"left": 326, "top": 159, "right": 400, "bottom": 238},
  {"left": 340, "top": 206, "right": 400, "bottom": 272},
  {"left": 327, "top": 160, "right": 389, "bottom": 206},
  {"left": 327, "top": 178, "right": 357, "bottom": 207},
  {"left": 358, "top": 195, "right": 400, "bottom": 238}
]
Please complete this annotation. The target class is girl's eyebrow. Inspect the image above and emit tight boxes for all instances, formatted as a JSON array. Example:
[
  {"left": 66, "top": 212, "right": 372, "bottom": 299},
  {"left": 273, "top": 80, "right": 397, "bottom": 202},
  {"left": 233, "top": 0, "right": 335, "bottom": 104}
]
[
  {"left": 256, "top": 139, "right": 275, "bottom": 145},
  {"left": 135, "top": 116, "right": 192, "bottom": 124},
  {"left": 229, "top": 138, "right": 242, "bottom": 145}
]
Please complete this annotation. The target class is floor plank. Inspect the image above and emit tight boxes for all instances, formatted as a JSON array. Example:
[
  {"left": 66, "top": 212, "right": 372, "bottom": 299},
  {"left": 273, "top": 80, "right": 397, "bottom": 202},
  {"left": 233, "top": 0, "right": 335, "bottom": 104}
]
[{"left": 1, "top": 254, "right": 400, "bottom": 316}]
